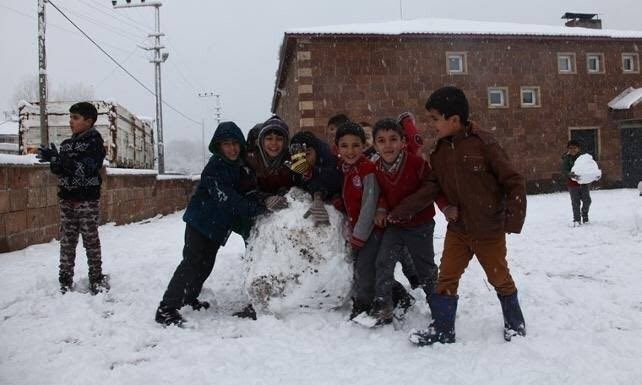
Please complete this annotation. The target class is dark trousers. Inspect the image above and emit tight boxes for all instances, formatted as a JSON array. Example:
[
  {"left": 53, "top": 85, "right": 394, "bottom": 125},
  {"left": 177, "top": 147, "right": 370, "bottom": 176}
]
[
  {"left": 437, "top": 229, "right": 517, "bottom": 297},
  {"left": 353, "top": 230, "right": 383, "bottom": 306},
  {"left": 161, "top": 225, "right": 221, "bottom": 309},
  {"left": 374, "top": 220, "right": 437, "bottom": 304},
  {"left": 58, "top": 199, "right": 102, "bottom": 285},
  {"left": 568, "top": 185, "right": 591, "bottom": 222}
]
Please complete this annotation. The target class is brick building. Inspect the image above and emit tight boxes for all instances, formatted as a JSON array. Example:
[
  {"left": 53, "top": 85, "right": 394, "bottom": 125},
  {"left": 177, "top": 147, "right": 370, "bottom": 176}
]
[{"left": 270, "top": 17, "right": 642, "bottom": 192}]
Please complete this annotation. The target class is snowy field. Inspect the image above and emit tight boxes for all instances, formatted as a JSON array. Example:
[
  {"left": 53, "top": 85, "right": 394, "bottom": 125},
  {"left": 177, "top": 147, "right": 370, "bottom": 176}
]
[{"left": 1, "top": 189, "right": 641, "bottom": 385}]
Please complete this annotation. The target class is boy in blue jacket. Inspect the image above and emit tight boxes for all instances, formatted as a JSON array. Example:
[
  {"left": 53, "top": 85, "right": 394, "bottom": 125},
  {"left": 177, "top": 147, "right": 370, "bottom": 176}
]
[{"left": 155, "top": 121, "right": 283, "bottom": 326}]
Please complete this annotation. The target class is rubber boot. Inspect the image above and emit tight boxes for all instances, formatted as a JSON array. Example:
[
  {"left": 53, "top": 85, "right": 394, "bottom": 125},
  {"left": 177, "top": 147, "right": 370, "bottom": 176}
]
[
  {"left": 409, "top": 294, "right": 458, "bottom": 346},
  {"left": 498, "top": 291, "right": 526, "bottom": 341}
]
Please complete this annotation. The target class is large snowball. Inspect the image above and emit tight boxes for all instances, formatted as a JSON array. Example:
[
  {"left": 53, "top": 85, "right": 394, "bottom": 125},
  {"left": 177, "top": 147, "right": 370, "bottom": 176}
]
[
  {"left": 242, "top": 188, "right": 352, "bottom": 316},
  {"left": 571, "top": 154, "right": 602, "bottom": 184}
]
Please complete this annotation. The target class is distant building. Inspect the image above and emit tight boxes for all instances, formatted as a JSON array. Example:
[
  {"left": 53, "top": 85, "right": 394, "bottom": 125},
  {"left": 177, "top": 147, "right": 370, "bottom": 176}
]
[
  {"left": 0, "top": 112, "right": 19, "bottom": 154},
  {"left": 271, "top": 15, "right": 642, "bottom": 191}
]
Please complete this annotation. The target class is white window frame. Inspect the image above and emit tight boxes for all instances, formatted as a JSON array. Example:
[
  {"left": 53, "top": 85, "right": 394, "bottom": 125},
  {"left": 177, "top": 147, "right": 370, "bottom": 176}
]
[
  {"left": 586, "top": 53, "right": 605, "bottom": 74},
  {"left": 487, "top": 87, "right": 509, "bottom": 108},
  {"left": 520, "top": 86, "right": 541, "bottom": 108},
  {"left": 557, "top": 53, "right": 576, "bottom": 74},
  {"left": 446, "top": 52, "right": 467, "bottom": 74},
  {"left": 622, "top": 53, "right": 640, "bottom": 73}
]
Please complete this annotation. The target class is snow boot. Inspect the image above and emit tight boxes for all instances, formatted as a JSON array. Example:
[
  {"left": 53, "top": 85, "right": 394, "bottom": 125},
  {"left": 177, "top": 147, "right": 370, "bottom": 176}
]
[
  {"left": 498, "top": 291, "right": 526, "bottom": 341},
  {"left": 349, "top": 298, "right": 371, "bottom": 320},
  {"left": 187, "top": 298, "right": 210, "bottom": 311},
  {"left": 59, "top": 273, "right": 73, "bottom": 294},
  {"left": 582, "top": 215, "right": 589, "bottom": 224},
  {"left": 409, "top": 294, "right": 458, "bottom": 346},
  {"left": 392, "top": 282, "right": 415, "bottom": 315},
  {"left": 155, "top": 303, "right": 185, "bottom": 327},
  {"left": 370, "top": 297, "right": 394, "bottom": 326},
  {"left": 89, "top": 274, "right": 110, "bottom": 295},
  {"left": 233, "top": 303, "right": 257, "bottom": 320}
]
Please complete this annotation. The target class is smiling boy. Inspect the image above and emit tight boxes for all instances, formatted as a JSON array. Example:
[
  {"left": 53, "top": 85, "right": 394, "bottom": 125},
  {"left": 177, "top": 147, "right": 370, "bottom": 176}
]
[{"left": 37, "top": 102, "right": 107, "bottom": 295}]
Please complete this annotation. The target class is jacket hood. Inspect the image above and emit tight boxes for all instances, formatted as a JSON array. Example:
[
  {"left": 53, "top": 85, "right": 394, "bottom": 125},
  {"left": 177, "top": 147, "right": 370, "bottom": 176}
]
[
  {"left": 258, "top": 116, "right": 290, "bottom": 171},
  {"left": 208, "top": 121, "right": 246, "bottom": 155}
]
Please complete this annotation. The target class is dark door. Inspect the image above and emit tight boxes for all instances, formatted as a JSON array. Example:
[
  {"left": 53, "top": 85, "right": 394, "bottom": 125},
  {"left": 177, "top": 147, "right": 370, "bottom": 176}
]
[
  {"left": 570, "top": 128, "right": 598, "bottom": 159},
  {"left": 619, "top": 122, "right": 642, "bottom": 187}
]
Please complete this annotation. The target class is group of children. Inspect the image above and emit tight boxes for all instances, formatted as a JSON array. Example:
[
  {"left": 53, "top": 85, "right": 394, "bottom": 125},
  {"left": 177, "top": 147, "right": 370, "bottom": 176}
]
[{"left": 40, "top": 86, "right": 528, "bottom": 346}]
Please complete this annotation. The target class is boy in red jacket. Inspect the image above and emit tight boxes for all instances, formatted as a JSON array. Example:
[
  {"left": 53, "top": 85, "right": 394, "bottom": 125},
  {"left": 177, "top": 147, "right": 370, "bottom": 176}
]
[
  {"left": 370, "top": 118, "right": 450, "bottom": 324},
  {"left": 335, "top": 121, "right": 415, "bottom": 320}
]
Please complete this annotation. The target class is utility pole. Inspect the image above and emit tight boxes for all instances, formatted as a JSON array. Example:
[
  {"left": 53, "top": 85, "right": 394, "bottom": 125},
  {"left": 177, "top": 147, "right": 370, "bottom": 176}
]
[
  {"left": 198, "top": 92, "right": 222, "bottom": 167},
  {"left": 113, "top": 1, "right": 168, "bottom": 173},
  {"left": 38, "top": 0, "right": 49, "bottom": 146}
]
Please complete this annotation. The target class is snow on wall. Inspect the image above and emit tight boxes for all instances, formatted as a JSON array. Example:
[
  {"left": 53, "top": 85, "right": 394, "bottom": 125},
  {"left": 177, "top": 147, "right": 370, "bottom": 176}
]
[{"left": 287, "top": 17, "right": 642, "bottom": 39}]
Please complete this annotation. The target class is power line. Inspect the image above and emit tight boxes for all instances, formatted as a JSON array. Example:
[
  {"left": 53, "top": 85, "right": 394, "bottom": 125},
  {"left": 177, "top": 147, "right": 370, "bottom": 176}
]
[
  {"left": 72, "top": 0, "right": 152, "bottom": 36},
  {"left": 46, "top": 0, "right": 201, "bottom": 126}
]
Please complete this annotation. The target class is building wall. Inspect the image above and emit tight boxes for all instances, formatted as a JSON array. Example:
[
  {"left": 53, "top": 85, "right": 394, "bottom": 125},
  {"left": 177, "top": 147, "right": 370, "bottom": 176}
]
[
  {"left": 0, "top": 164, "right": 197, "bottom": 253},
  {"left": 276, "top": 35, "right": 642, "bottom": 191}
]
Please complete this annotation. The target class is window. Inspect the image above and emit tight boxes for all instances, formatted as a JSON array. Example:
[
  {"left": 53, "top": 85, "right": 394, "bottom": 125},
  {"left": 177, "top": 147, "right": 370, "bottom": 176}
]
[
  {"left": 520, "top": 87, "right": 541, "bottom": 107},
  {"left": 446, "top": 52, "right": 467, "bottom": 74},
  {"left": 557, "top": 53, "right": 576, "bottom": 73},
  {"left": 587, "top": 53, "right": 605, "bottom": 73},
  {"left": 488, "top": 87, "right": 508, "bottom": 108},
  {"left": 622, "top": 53, "right": 639, "bottom": 73}
]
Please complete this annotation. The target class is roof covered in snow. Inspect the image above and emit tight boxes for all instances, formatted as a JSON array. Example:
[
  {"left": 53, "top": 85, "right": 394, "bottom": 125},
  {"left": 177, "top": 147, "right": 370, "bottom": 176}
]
[
  {"left": 285, "top": 17, "right": 642, "bottom": 38},
  {"left": 0, "top": 119, "right": 18, "bottom": 136},
  {"left": 608, "top": 87, "right": 642, "bottom": 110}
]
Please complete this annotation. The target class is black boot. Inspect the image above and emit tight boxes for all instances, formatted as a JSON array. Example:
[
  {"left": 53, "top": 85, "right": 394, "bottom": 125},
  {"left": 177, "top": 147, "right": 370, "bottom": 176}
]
[
  {"left": 349, "top": 298, "right": 371, "bottom": 320},
  {"left": 409, "top": 294, "right": 458, "bottom": 346},
  {"left": 232, "top": 303, "right": 257, "bottom": 320},
  {"left": 155, "top": 303, "right": 185, "bottom": 326},
  {"left": 59, "top": 273, "right": 73, "bottom": 294},
  {"left": 392, "top": 282, "right": 415, "bottom": 314},
  {"left": 89, "top": 274, "right": 110, "bottom": 295},
  {"left": 370, "top": 297, "right": 394, "bottom": 326},
  {"left": 187, "top": 298, "right": 210, "bottom": 311},
  {"left": 498, "top": 291, "right": 526, "bottom": 341}
]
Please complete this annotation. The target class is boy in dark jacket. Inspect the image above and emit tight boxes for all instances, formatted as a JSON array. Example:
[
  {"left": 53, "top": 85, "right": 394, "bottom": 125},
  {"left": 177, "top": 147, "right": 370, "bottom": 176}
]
[
  {"left": 369, "top": 118, "right": 448, "bottom": 325},
  {"left": 561, "top": 140, "right": 591, "bottom": 226},
  {"left": 401, "top": 86, "right": 527, "bottom": 345},
  {"left": 37, "top": 102, "right": 107, "bottom": 294},
  {"left": 155, "top": 122, "right": 283, "bottom": 327},
  {"left": 288, "top": 131, "right": 342, "bottom": 225}
]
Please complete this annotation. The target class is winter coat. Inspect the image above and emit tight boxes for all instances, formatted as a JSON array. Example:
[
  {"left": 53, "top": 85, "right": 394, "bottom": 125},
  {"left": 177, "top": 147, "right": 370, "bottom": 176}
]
[
  {"left": 183, "top": 121, "right": 267, "bottom": 245},
  {"left": 561, "top": 153, "right": 581, "bottom": 187},
  {"left": 301, "top": 139, "right": 342, "bottom": 199},
  {"left": 340, "top": 156, "right": 379, "bottom": 248},
  {"left": 375, "top": 151, "right": 446, "bottom": 228},
  {"left": 392, "top": 128, "right": 526, "bottom": 238},
  {"left": 50, "top": 127, "right": 106, "bottom": 201}
]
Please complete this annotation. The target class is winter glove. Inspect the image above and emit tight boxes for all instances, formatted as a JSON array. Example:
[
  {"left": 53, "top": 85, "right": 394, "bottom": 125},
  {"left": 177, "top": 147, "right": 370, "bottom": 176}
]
[
  {"left": 397, "top": 111, "right": 416, "bottom": 125},
  {"left": 303, "top": 191, "right": 330, "bottom": 226},
  {"left": 286, "top": 145, "right": 311, "bottom": 175},
  {"left": 264, "top": 195, "right": 288, "bottom": 211},
  {"left": 36, "top": 143, "right": 58, "bottom": 163}
]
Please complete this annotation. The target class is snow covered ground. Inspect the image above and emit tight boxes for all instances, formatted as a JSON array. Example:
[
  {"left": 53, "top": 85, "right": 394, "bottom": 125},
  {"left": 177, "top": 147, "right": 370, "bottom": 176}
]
[{"left": 1, "top": 189, "right": 641, "bottom": 385}]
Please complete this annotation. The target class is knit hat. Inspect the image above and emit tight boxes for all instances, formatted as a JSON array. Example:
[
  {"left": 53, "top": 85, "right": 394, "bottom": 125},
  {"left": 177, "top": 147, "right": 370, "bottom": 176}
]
[
  {"left": 259, "top": 116, "right": 289, "bottom": 139},
  {"left": 258, "top": 116, "right": 290, "bottom": 172},
  {"left": 290, "top": 131, "right": 319, "bottom": 152}
]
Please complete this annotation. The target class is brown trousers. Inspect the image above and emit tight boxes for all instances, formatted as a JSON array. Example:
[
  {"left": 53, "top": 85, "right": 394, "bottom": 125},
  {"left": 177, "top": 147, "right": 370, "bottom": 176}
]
[{"left": 436, "top": 229, "right": 517, "bottom": 296}]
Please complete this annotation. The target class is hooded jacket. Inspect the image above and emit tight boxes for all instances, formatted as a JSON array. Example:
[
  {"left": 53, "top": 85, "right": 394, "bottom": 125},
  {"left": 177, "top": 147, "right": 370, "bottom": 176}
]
[{"left": 183, "top": 121, "right": 267, "bottom": 244}]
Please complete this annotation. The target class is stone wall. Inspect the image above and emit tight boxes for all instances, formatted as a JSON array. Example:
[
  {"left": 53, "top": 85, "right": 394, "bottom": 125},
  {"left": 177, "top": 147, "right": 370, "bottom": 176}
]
[{"left": 0, "top": 164, "right": 197, "bottom": 253}]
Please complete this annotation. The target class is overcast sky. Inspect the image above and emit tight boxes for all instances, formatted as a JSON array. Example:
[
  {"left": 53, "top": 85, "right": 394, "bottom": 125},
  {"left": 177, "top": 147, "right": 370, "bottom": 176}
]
[{"left": 1, "top": 0, "right": 641, "bottom": 143}]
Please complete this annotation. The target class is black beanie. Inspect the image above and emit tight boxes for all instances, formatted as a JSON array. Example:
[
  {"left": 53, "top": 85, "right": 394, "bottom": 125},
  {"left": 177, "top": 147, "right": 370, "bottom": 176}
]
[{"left": 290, "top": 131, "right": 318, "bottom": 151}]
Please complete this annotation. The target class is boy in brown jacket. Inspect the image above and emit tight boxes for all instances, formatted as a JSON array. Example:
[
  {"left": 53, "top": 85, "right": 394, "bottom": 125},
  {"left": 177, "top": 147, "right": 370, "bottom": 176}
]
[{"left": 390, "top": 86, "right": 527, "bottom": 345}]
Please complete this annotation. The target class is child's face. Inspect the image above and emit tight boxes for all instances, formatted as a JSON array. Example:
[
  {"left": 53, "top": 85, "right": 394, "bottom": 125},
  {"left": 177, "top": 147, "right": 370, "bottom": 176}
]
[
  {"left": 362, "top": 125, "right": 373, "bottom": 148},
  {"left": 262, "top": 133, "right": 285, "bottom": 158},
  {"left": 69, "top": 113, "right": 93, "bottom": 134},
  {"left": 567, "top": 145, "right": 580, "bottom": 156},
  {"left": 326, "top": 124, "right": 338, "bottom": 144},
  {"left": 219, "top": 139, "right": 241, "bottom": 161},
  {"left": 427, "top": 109, "right": 462, "bottom": 140},
  {"left": 305, "top": 146, "right": 317, "bottom": 167},
  {"left": 337, "top": 134, "right": 365, "bottom": 165},
  {"left": 374, "top": 129, "right": 405, "bottom": 164}
]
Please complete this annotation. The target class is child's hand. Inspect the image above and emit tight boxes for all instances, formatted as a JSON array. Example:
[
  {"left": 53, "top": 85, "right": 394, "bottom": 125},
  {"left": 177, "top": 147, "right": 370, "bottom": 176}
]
[
  {"left": 443, "top": 205, "right": 459, "bottom": 222},
  {"left": 374, "top": 211, "right": 387, "bottom": 227}
]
